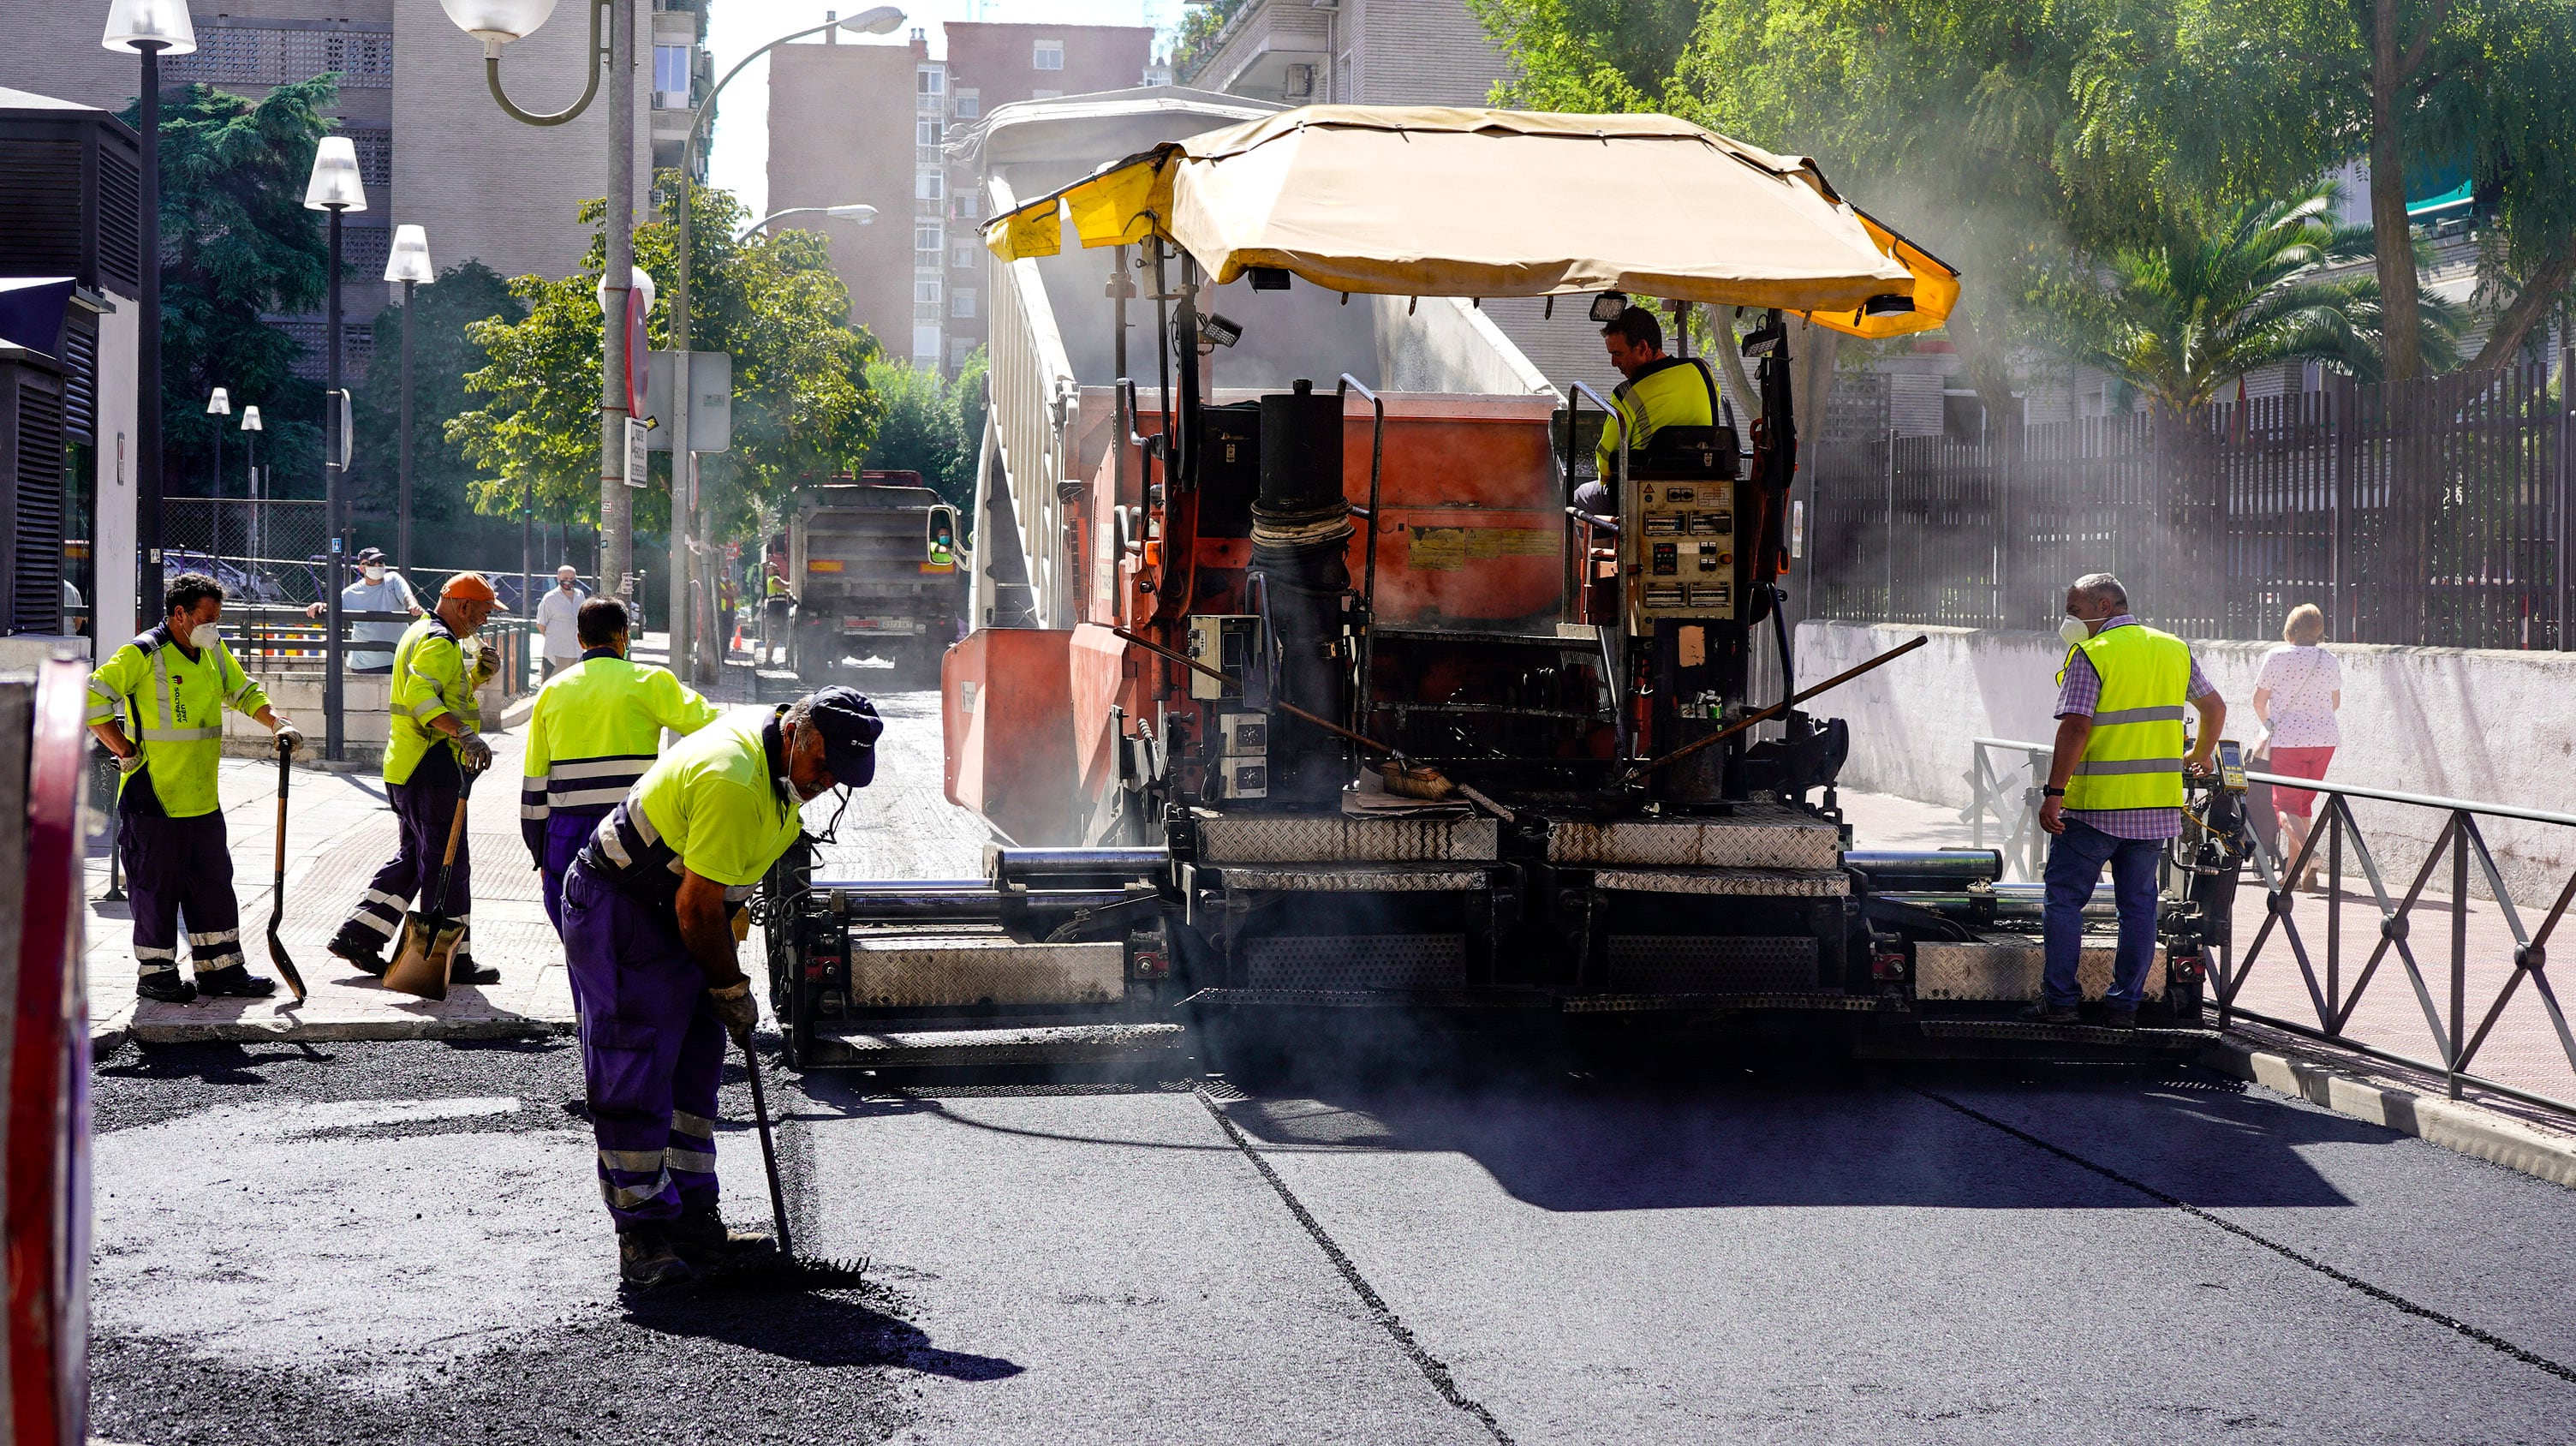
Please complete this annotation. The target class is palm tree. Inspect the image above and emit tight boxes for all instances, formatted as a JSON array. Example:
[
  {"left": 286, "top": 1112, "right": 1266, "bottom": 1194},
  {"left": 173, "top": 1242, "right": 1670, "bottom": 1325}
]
[{"left": 2061, "top": 182, "right": 2461, "bottom": 414}]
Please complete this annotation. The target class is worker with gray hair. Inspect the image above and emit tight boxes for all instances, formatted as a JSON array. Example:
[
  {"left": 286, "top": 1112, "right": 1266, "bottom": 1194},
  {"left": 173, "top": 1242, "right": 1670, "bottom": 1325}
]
[{"left": 2029, "top": 572, "right": 2226, "bottom": 1026}]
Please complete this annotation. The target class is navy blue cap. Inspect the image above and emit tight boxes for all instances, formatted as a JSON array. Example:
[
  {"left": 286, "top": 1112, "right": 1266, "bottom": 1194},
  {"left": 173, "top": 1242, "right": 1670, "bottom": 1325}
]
[{"left": 802, "top": 686, "right": 882, "bottom": 788}]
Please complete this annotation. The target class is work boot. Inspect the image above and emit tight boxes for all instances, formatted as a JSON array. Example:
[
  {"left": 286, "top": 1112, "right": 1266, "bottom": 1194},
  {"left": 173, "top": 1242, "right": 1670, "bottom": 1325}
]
[
  {"left": 2016, "top": 1001, "right": 2079, "bottom": 1025},
  {"left": 449, "top": 954, "right": 500, "bottom": 987},
  {"left": 194, "top": 964, "right": 277, "bottom": 999},
  {"left": 671, "top": 1205, "right": 774, "bottom": 1269},
  {"left": 136, "top": 971, "right": 196, "bottom": 1005},
  {"left": 617, "top": 1226, "right": 699, "bottom": 1292},
  {"left": 328, "top": 929, "right": 389, "bottom": 977},
  {"left": 2100, "top": 1007, "right": 2138, "bottom": 1030}
]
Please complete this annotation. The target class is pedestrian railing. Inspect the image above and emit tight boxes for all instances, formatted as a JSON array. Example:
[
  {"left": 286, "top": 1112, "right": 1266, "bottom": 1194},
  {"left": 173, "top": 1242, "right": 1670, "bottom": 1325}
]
[{"left": 1966, "top": 736, "right": 2576, "bottom": 1118}]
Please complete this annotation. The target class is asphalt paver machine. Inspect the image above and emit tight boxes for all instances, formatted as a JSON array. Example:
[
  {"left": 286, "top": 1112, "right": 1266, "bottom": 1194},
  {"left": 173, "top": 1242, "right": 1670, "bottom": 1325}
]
[{"left": 758, "top": 101, "right": 2223, "bottom": 1072}]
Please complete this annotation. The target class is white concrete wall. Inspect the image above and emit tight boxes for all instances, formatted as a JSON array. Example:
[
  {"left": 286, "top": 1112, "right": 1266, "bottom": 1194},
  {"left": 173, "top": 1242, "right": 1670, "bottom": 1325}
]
[
  {"left": 94, "top": 301, "right": 137, "bottom": 643},
  {"left": 1798, "top": 618, "right": 2576, "bottom": 901}
]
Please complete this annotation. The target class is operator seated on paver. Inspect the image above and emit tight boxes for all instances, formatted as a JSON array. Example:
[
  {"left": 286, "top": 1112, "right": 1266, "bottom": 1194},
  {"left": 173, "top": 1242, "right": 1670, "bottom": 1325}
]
[
  {"left": 522, "top": 596, "right": 724, "bottom": 934},
  {"left": 1572, "top": 304, "right": 1714, "bottom": 523},
  {"left": 2029, "top": 571, "right": 2227, "bottom": 1027},
  {"left": 302, "top": 547, "right": 423, "bottom": 674},
  {"left": 88, "top": 572, "right": 306, "bottom": 1003},
  {"left": 325, "top": 571, "right": 505, "bottom": 986},
  {"left": 559, "top": 685, "right": 881, "bottom": 1289}
]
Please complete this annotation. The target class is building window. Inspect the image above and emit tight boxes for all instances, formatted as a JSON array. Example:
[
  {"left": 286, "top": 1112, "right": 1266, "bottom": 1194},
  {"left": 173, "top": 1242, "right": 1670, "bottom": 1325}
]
[
  {"left": 913, "top": 325, "right": 942, "bottom": 363},
  {"left": 952, "top": 242, "right": 978, "bottom": 268},
  {"left": 916, "top": 278, "right": 944, "bottom": 304},
  {"left": 949, "top": 337, "right": 977, "bottom": 368},
  {"left": 916, "top": 225, "right": 943, "bottom": 255},
  {"left": 953, "top": 88, "right": 980, "bottom": 118},
  {"left": 1033, "top": 40, "right": 1064, "bottom": 69},
  {"left": 1030, "top": 89, "right": 1062, "bottom": 100},
  {"left": 917, "top": 65, "right": 945, "bottom": 94},
  {"left": 951, "top": 289, "right": 976, "bottom": 319},
  {"left": 916, "top": 117, "right": 942, "bottom": 146},
  {"left": 653, "top": 45, "right": 690, "bottom": 97},
  {"left": 950, "top": 191, "right": 983, "bottom": 222},
  {"left": 915, "top": 171, "right": 945, "bottom": 201}
]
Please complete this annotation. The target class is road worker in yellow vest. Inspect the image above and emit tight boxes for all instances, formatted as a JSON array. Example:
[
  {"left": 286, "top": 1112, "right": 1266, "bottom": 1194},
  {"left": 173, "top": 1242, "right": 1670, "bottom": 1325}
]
[
  {"left": 1571, "top": 304, "right": 1716, "bottom": 521},
  {"left": 327, "top": 571, "right": 504, "bottom": 984},
  {"left": 2030, "top": 571, "right": 2227, "bottom": 1026},
  {"left": 86, "top": 572, "right": 304, "bottom": 1003},
  {"left": 523, "top": 596, "right": 724, "bottom": 932}
]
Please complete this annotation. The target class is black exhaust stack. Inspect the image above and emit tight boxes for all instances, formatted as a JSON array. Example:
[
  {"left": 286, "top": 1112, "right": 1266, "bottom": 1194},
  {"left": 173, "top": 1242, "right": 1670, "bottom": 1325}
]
[{"left": 1250, "top": 379, "right": 1350, "bottom": 807}]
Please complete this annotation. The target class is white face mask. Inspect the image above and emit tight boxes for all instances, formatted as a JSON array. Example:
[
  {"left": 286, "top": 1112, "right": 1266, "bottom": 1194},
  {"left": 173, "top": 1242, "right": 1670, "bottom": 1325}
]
[
  {"left": 2060, "top": 614, "right": 2094, "bottom": 647},
  {"left": 363, "top": 565, "right": 386, "bottom": 582},
  {"left": 181, "top": 618, "right": 218, "bottom": 648}
]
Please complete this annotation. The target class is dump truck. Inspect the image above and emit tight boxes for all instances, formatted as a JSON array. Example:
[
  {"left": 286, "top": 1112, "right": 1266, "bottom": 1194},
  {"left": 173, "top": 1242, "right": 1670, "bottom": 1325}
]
[
  {"left": 754, "top": 94, "right": 2225, "bottom": 1073},
  {"left": 781, "top": 469, "right": 965, "bottom": 687}
]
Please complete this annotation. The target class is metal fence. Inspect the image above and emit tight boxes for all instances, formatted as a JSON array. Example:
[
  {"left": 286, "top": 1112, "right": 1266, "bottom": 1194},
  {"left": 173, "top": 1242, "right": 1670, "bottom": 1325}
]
[
  {"left": 160, "top": 499, "right": 581, "bottom": 618},
  {"left": 1808, "top": 354, "right": 2574, "bottom": 648},
  {"left": 1966, "top": 736, "right": 2576, "bottom": 1117}
]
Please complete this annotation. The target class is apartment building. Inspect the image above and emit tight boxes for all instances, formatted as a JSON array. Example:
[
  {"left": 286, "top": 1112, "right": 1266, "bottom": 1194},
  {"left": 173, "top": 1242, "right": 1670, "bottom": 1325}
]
[
  {"left": 933, "top": 23, "right": 1157, "bottom": 371},
  {"left": 1172, "top": 0, "right": 1617, "bottom": 400},
  {"left": 0, "top": 0, "right": 667, "bottom": 379},
  {"left": 767, "top": 21, "right": 1151, "bottom": 374}
]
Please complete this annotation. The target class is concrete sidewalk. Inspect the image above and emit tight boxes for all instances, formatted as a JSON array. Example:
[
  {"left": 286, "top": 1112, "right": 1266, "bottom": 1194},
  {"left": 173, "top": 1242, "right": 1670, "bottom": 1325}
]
[{"left": 83, "top": 635, "right": 765, "bottom": 1053}]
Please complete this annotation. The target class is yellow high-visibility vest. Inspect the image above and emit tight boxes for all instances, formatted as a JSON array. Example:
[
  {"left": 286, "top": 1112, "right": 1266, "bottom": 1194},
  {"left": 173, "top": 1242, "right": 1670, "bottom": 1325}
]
[
  {"left": 1595, "top": 356, "right": 1715, "bottom": 484},
  {"left": 2062, "top": 623, "right": 2191, "bottom": 811}
]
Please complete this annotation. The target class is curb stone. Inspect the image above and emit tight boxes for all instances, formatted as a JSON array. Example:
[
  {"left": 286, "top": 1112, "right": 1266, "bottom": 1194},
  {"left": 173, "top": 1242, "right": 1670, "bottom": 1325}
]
[{"left": 2202, "top": 1036, "right": 2576, "bottom": 1188}]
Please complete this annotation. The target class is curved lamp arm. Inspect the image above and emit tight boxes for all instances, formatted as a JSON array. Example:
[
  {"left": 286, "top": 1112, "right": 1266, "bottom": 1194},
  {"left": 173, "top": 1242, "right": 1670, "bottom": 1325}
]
[{"left": 486, "top": 0, "right": 609, "bottom": 128}]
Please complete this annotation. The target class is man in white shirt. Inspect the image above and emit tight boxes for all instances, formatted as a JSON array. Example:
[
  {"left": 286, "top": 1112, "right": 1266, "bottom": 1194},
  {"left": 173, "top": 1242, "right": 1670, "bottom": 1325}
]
[
  {"left": 303, "top": 547, "right": 422, "bottom": 672},
  {"left": 535, "top": 566, "right": 588, "bottom": 678}
]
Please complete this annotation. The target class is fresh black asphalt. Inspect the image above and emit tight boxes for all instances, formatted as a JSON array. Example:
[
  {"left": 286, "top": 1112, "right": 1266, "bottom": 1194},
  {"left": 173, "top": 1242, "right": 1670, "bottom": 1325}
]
[{"left": 89, "top": 1036, "right": 2576, "bottom": 1444}]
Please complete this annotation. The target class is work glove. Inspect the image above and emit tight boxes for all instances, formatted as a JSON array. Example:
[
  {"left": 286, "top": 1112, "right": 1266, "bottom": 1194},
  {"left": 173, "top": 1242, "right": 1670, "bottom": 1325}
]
[
  {"left": 456, "top": 731, "right": 494, "bottom": 774},
  {"left": 117, "top": 750, "right": 146, "bottom": 776},
  {"left": 468, "top": 643, "right": 502, "bottom": 685},
  {"left": 272, "top": 720, "right": 303, "bottom": 755},
  {"left": 706, "top": 977, "right": 758, "bottom": 1046}
]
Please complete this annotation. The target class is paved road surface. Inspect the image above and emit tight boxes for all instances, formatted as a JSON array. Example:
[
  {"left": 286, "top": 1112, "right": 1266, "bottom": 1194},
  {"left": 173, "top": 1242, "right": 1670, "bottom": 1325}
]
[{"left": 88, "top": 688, "right": 2576, "bottom": 1443}]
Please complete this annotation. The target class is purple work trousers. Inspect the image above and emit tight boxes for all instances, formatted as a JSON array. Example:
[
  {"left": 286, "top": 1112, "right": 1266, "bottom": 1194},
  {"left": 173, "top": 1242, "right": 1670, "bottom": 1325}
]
[
  {"left": 120, "top": 809, "right": 243, "bottom": 983},
  {"left": 539, "top": 806, "right": 609, "bottom": 935},
  {"left": 560, "top": 859, "right": 724, "bottom": 1230}
]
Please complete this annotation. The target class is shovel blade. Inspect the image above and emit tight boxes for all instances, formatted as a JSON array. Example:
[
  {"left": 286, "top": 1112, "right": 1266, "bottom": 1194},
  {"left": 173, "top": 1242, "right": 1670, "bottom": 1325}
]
[
  {"left": 381, "top": 913, "right": 456, "bottom": 1001},
  {"left": 265, "top": 926, "right": 307, "bottom": 1002}
]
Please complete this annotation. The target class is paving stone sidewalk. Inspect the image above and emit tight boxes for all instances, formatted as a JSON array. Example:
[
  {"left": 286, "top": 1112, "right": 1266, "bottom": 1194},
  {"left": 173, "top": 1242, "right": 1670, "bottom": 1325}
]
[{"left": 83, "top": 636, "right": 763, "bottom": 1053}]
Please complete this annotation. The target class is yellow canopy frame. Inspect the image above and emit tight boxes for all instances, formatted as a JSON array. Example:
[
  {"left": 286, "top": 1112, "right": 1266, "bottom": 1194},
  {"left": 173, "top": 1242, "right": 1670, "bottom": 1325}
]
[{"left": 985, "top": 106, "right": 1958, "bottom": 340}]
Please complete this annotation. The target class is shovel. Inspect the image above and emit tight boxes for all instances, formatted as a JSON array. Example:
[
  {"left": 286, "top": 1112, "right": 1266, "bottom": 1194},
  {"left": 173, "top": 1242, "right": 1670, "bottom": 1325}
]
[
  {"left": 383, "top": 769, "right": 476, "bottom": 1001},
  {"left": 266, "top": 737, "right": 307, "bottom": 1002}
]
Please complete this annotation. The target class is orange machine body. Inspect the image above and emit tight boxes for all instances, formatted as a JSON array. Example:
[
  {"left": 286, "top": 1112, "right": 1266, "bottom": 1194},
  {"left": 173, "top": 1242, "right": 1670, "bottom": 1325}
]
[{"left": 944, "top": 388, "right": 1566, "bottom": 845}]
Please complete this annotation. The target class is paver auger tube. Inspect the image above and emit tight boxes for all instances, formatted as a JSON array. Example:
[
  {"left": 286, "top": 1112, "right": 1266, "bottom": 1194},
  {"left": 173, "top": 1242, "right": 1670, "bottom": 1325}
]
[{"left": 266, "top": 735, "right": 306, "bottom": 1002}]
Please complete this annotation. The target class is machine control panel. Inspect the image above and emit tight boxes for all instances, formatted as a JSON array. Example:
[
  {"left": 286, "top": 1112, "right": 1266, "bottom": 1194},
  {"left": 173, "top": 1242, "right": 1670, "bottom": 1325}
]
[
  {"left": 1184, "top": 615, "right": 1264, "bottom": 702},
  {"left": 1624, "top": 478, "right": 1738, "bottom": 624}
]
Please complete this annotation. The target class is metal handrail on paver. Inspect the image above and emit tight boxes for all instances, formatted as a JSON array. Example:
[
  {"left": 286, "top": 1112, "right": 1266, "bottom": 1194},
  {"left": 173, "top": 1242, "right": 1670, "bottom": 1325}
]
[{"left": 1967, "top": 736, "right": 2576, "bottom": 1118}]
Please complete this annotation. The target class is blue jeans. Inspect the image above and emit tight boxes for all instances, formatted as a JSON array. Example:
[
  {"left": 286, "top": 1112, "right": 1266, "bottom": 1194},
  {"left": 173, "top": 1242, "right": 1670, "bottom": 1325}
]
[{"left": 2042, "top": 819, "right": 2162, "bottom": 1009}]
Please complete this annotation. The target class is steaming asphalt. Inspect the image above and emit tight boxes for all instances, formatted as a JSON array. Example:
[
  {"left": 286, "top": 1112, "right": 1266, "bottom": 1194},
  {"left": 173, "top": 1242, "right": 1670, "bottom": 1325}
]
[{"left": 88, "top": 688, "right": 2576, "bottom": 1444}]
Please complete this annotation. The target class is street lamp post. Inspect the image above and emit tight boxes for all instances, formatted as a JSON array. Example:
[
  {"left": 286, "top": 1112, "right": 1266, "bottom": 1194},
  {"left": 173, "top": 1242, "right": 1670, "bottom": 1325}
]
[
  {"left": 306, "top": 134, "right": 367, "bottom": 763},
  {"left": 666, "top": 6, "right": 902, "bottom": 682},
  {"left": 241, "top": 405, "right": 263, "bottom": 577},
  {"left": 385, "top": 224, "right": 436, "bottom": 582},
  {"left": 206, "top": 385, "right": 230, "bottom": 572},
  {"left": 735, "top": 204, "right": 876, "bottom": 242},
  {"left": 438, "top": 0, "right": 636, "bottom": 612},
  {"left": 104, "top": 0, "right": 197, "bottom": 636}
]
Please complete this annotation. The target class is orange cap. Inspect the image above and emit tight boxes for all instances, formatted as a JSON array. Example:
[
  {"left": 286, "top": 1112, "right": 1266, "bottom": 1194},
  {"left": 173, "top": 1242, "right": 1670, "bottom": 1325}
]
[{"left": 440, "top": 571, "right": 498, "bottom": 602}]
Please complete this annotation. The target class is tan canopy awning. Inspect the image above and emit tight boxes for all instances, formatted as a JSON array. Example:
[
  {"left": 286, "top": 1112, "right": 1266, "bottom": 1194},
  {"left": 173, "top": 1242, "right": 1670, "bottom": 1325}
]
[{"left": 985, "top": 106, "right": 1958, "bottom": 339}]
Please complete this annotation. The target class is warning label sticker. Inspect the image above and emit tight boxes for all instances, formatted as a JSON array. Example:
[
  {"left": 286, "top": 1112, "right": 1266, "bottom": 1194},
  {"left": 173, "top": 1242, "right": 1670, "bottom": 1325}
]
[{"left": 1407, "top": 527, "right": 1552, "bottom": 570}]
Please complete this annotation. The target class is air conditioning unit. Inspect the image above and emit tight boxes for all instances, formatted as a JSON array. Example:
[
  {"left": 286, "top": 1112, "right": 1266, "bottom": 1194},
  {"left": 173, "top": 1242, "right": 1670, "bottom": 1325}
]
[{"left": 0, "top": 345, "right": 67, "bottom": 636}]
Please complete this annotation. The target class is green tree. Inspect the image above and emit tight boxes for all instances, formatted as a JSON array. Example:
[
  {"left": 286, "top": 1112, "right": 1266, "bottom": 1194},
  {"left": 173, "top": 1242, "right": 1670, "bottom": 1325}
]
[
  {"left": 120, "top": 75, "right": 341, "bottom": 499},
  {"left": 2053, "top": 183, "right": 2462, "bottom": 413},
  {"left": 1170, "top": 1, "right": 1246, "bottom": 79},
  {"left": 862, "top": 355, "right": 983, "bottom": 514},
  {"left": 1478, "top": 0, "right": 2165, "bottom": 425},
  {"left": 449, "top": 177, "right": 883, "bottom": 542},
  {"left": 349, "top": 260, "right": 525, "bottom": 535},
  {"left": 2074, "top": 0, "right": 2576, "bottom": 378}
]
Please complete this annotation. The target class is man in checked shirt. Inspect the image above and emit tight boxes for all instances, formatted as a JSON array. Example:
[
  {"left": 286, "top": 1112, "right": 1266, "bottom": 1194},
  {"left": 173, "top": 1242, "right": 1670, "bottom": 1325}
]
[{"left": 2030, "top": 572, "right": 2227, "bottom": 1026}]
